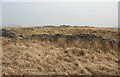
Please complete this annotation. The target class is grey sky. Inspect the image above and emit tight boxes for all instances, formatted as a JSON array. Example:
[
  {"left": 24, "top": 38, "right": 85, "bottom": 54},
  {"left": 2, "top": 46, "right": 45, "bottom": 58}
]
[
  {"left": 1, "top": 0, "right": 119, "bottom": 2},
  {"left": 2, "top": 2, "right": 118, "bottom": 28}
]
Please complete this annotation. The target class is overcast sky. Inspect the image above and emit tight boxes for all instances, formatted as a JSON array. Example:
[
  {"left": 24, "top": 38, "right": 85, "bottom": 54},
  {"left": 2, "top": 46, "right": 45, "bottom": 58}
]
[{"left": 2, "top": 2, "right": 118, "bottom": 28}]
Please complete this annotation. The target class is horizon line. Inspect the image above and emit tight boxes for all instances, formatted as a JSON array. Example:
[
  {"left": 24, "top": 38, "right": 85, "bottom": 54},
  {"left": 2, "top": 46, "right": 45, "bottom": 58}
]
[{"left": 2, "top": 25, "right": 119, "bottom": 29}]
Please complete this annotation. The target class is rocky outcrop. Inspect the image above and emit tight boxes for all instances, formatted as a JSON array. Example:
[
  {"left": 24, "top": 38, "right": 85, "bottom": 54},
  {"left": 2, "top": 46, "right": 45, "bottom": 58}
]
[
  {"left": 1, "top": 29, "right": 29, "bottom": 40},
  {"left": 30, "top": 33, "right": 118, "bottom": 51},
  {"left": 1, "top": 29, "right": 16, "bottom": 38},
  {"left": 31, "top": 33, "right": 116, "bottom": 43}
]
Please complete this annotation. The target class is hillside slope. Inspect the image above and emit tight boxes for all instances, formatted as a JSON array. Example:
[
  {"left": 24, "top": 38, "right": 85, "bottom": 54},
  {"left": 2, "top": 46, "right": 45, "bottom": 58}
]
[{"left": 1, "top": 26, "right": 119, "bottom": 75}]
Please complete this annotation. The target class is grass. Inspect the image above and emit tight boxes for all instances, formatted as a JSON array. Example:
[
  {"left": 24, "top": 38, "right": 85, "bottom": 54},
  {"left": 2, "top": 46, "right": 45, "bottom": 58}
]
[{"left": 2, "top": 26, "right": 119, "bottom": 75}]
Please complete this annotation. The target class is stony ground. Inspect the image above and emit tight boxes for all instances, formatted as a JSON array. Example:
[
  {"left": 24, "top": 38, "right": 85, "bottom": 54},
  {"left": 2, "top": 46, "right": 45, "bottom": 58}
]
[{"left": 1, "top": 26, "right": 120, "bottom": 75}]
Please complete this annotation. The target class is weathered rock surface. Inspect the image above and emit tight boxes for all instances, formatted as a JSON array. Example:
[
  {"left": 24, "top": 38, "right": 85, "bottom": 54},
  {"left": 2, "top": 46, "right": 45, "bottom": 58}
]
[{"left": 1, "top": 29, "right": 16, "bottom": 38}]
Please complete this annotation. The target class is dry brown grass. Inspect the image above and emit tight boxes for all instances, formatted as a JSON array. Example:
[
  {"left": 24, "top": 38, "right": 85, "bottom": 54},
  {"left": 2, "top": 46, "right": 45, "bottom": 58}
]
[{"left": 1, "top": 26, "right": 119, "bottom": 75}]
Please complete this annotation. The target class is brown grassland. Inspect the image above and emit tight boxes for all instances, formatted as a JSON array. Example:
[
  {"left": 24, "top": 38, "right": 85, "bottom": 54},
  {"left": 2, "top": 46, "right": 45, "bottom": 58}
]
[{"left": 1, "top": 26, "right": 120, "bottom": 75}]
